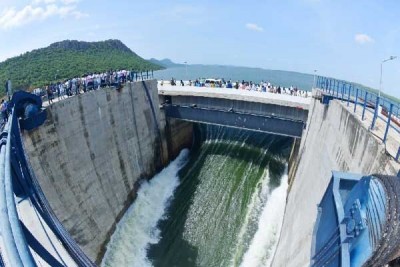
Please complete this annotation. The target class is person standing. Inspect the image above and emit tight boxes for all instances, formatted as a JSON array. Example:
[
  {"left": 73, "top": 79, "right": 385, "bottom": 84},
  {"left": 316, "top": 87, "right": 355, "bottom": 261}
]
[
  {"left": 56, "top": 82, "right": 61, "bottom": 99},
  {"left": 71, "top": 78, "right": 77, "bottom": 95},
  {"left": 1, "top": 99, "right": 8, "bottom": 123},
  {"left": 4, "top": 79, "right": 12, "bottom": 101},
  {"left": 47, "top": 86, "right": 54, "bottom": 104}
]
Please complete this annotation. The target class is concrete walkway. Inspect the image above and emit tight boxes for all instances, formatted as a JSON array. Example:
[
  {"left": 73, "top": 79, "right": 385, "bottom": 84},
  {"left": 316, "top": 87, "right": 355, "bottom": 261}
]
[
  {"left": 158, "top": 85, "right": 311, "bottom": 110},
  {"left": 341, "top": 100, "right": 400, "bottom": 161}
]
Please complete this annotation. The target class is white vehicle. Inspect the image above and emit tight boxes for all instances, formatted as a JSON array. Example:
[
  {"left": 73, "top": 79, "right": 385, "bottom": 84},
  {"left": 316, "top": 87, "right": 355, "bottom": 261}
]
[{"left": 205, "top": 78, "right": 222, "bottom": 87}]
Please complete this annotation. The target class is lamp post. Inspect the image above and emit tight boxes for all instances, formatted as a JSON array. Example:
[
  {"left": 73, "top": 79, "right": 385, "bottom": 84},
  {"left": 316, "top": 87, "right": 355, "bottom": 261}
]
[
  {"left": 313, "top": 69, "right": 318, "bottom": 89},
  {"left": 379, "top": 56, "right": 397, "bottom": 97},
  {"left": 55, "top": 69, "right": 59, "bottom": 82},
  {"left": 371, "top": 56, "right": 397, "bottom": 130}
]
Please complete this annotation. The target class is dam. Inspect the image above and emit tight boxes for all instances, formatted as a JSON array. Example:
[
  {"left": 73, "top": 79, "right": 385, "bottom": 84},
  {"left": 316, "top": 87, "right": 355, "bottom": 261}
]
[{"left": 1, "top": 78, "right": 400, "bottom": 267}]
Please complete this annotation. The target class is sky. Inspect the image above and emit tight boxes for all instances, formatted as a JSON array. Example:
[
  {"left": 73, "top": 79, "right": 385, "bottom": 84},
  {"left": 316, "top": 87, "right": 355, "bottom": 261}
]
[{"left": 0, "top": 0, "right": 399, "bottom": 97}]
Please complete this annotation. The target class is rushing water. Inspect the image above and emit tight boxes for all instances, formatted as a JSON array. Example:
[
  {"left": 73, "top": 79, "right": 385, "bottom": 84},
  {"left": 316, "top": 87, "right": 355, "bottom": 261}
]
[{"left": 102, "top": 125, "right": 292, "bottom": 267}]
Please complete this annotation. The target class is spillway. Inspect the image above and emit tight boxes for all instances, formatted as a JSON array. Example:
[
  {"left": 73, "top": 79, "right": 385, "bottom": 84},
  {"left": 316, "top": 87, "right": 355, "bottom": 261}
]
[{"left": 102, "top": 125, "right": 292, "bottom": 267}]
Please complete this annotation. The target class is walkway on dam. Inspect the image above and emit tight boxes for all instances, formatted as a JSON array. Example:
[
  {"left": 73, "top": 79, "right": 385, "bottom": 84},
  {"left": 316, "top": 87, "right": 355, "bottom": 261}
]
[
  {"left": 41, "top": 81, "right": 312, "bottom": 111},
  {"left": 158, "top": 85, "right": 311, "bottom": 110},
  {"left": 343, "top": 101, "right": 400, "bottom": 160}
]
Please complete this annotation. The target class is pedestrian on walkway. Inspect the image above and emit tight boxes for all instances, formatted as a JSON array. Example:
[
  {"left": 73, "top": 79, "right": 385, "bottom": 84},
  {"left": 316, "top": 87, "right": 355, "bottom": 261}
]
[
  {"left": 1, "top": 99, "right": 8, "bottom": 123},
  {"left": 47, "top": 86, "right": 54, "bottom": 104}
]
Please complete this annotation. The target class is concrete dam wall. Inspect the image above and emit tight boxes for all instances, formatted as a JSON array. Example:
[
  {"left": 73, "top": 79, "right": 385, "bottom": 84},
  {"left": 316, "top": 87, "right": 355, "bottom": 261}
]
[
  {"left": 22, "top": 81, "right": 192, "bottom": 263},
  {"left": 272, "top": 97, "right": 400, "bottom": 267}
]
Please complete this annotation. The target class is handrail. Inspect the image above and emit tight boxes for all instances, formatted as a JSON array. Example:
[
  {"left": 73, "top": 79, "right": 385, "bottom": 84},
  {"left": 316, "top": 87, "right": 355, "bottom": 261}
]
[
  {"left": 5, "top": 112, "right": 36, "bottom": 267},
  {"left": 0, "top": 111, "right": 35, "bottom": 267},
  {"left": 316, "top": 76, "right": 400, "bottom": 162},
  {"left": 0, "top": 123, "right": 23, "bottom": 267}
]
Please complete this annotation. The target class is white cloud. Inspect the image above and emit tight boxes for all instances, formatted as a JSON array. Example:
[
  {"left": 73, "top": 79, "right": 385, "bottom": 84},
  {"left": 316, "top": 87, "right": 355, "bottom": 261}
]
[
  {"left": 32, "top": 0, "right": 57, "bottom": 4},
  {"left": 354, "top": 33, "right": 374, "bottom": 44},
  {"left": 0, "top": 0, "right": 87, "bottom": 30},
  {"left": 61, "top": 0, "right": 80, "bottom": 4},
  {"left": 246, "top": 23, "right": 263, "bottom": 32},
  {"left": 32, "top": 0, "right": 79, "bottom": 5}
]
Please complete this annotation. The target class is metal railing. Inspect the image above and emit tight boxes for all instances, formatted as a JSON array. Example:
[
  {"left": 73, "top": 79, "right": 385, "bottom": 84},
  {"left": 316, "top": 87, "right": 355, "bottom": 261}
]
[
  {"left": 316, "top": 76, "right": 400, "bottom": 162},
  {"left": 0, "top": 110, "right": 35, "bottom": 267}
]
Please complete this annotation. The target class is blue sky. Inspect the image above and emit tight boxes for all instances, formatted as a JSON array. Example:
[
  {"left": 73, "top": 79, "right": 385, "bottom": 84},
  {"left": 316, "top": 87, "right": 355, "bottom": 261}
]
[{"left": 0, "top": 0, "right": 399, "bottom": 97}]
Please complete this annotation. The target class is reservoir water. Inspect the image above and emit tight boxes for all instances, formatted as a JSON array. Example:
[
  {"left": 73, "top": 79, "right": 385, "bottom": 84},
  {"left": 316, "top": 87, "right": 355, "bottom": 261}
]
[
  {"left": 102, "top": 125, "right": 292, "bottom": 267},
  {"left": 153, "top": 65, "right": 314, "bottom": 91}
]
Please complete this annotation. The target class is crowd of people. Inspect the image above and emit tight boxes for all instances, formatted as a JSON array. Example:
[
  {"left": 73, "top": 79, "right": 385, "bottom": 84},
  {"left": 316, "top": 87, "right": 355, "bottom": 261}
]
[
  {"left": 1, "top": 69, "right": 138, "bottom": 126},
  {"left": 40, "top": 70, "right": 144, "bottom": 104},
  {"left": 42, "top": 72, "right": 310, "bottom": 106},
  {"left": 162, "top": 78, "right": 310, "bottom": 97},
  {"left": 2, "top": 72, "right": 310, "bottom": 124}
]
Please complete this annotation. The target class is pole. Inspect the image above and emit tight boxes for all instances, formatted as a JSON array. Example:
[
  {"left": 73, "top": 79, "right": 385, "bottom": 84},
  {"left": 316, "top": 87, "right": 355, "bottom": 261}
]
[
  {"left": 379, "top": 56, "right": 397, "bottom": 98},
  {"left": 383, "top": 103, "right": 393, "bottom": 144},
  {"left": 379, "top": 62, "right": 383, "bottom": 98},
  {"left": 354, "top": 88, "right": 359, "bottom": 113},
  {"left": 6, "top": 80, "right": 12, "bottom": 101},
  {"left": 362, "top": 91, "right": 368, "bottom": 121},
  {"left": 371, "top": 96, "right": 380, "bottom": 130}
]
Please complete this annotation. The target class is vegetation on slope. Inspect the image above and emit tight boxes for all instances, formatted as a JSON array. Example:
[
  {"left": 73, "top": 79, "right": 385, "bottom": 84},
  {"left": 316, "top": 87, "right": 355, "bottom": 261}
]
[{"left": 0, "top": 39, "right": 163, "bottom": 95}]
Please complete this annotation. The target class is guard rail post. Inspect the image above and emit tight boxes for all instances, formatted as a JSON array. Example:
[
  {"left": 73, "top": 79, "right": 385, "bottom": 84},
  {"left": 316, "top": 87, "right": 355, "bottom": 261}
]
[
  {"left": 383, "top": 104, "right": 394, "bottom": 144},
  {"left": 341, "top": 83, "right": 345, "bottom": 101},
  {"left": 347, "top": 85, "right": 351, "bottom": 106},
  {"left": 336, "top": 80, "right": 339, "bottom": 98},
  {"left": 354, "top": 88, "right": 359, "bottom": 113},
  {"left": 371, "top": 96, "right": 380, "bottom": 130},
  {"left": 362, "top": 91, "right": 368, "bottom": 121}
]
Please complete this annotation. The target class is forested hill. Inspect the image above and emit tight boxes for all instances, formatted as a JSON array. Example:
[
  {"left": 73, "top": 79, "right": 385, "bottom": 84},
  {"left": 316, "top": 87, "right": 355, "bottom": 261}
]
[{"left": 0, "top": 39, "right": 163, "bottom": 94}]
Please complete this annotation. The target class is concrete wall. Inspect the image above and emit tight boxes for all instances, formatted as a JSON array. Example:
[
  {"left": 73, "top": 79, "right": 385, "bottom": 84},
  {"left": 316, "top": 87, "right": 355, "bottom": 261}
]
[
  {"left": 165, "top": 118, "right": 193, "bottom": 159},
  {"left": 22, "top": 81, "right": 192, "bottom": 264},
  {"left": 273, "top": 98, "right": 400, "bottom": 267}
]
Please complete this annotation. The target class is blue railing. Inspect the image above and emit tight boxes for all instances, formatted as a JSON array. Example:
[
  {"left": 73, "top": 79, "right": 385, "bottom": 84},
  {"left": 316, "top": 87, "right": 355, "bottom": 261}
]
[
  {"left": 316, "top": 76, "right": 400, "bottom": 162},
  {"left": 0, "top": 110, "right": 34, "bottom": 267}
]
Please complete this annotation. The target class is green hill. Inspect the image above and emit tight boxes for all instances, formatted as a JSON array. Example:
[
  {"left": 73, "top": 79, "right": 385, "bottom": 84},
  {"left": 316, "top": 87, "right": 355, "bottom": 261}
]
[{"left": 0, "top": 39, "right": 163, "bottom": 95}]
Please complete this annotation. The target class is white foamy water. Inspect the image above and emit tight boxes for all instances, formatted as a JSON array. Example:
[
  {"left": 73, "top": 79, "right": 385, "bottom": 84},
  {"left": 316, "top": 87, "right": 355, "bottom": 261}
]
[
  {"left": 229, "top": 166, "right": 270, "bottom": 266},
  {"left": 101, "top": 149, "right": 189, "bottom": 267},
  {"left": 240, "top": 167, "right": 288, "bottom": 267}
]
